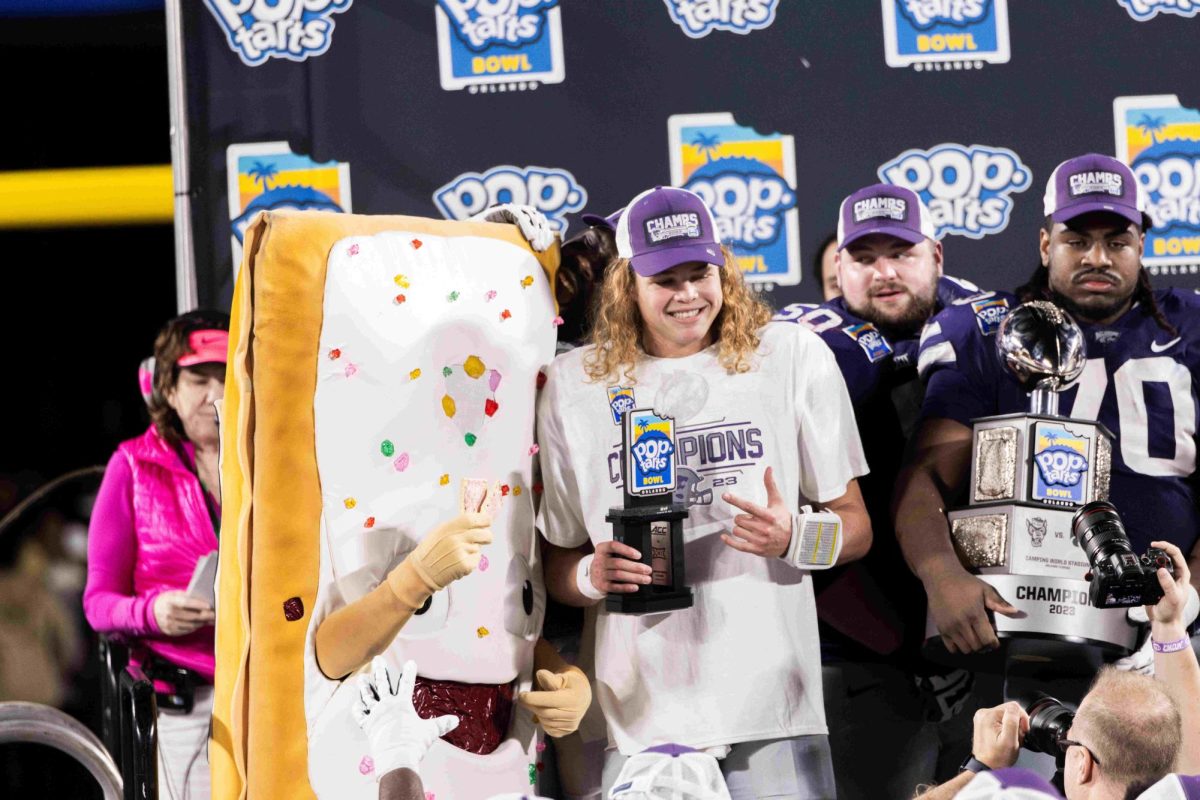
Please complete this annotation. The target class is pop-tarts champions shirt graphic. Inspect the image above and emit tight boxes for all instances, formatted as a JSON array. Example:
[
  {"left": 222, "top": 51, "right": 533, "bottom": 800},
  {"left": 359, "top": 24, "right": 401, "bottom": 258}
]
[
  {"left": 881, "top": 0, "right": 1010, "bottom": 69},
  {"left": 1117, "top": 0, "right": 1200, "bottom": 20},
  {"left": 662, "top": 0, "right": 780, "bottom": 38},
  {"left": 668, "top": 112, "right": 800, "bottom": 287},
  {"left": 203, "top": 0, "right": 352, "bottom": 67},
  {"left": 1115, "top": 94, "right": 1200, "bottom": 277},
  {"left": 878, "top": 143, "right": 1030, "bottom": 239},
  {"left": 435, "top": 0, "right": 565, "bottom": 93},
  {"left": 226, "top": 141, "right": 351, "bottom": 278},
  {"left": 433, "top": 165, "right": 587, "bottom": 235}
]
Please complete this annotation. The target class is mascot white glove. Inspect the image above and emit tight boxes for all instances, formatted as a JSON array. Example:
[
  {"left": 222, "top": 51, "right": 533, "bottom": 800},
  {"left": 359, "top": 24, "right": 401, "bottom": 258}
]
[
  {"left": 352, "top": 657, "right": 459, "bottom": 779},
  {"left": 472, "top": 203, "right": 557, "bottom": 252}
]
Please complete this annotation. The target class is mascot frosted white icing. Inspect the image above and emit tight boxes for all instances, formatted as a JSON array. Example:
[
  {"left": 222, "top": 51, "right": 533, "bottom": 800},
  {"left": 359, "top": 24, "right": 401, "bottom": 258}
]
[{"left": 211, "top": 209, "right": 588, "bottom": 800}]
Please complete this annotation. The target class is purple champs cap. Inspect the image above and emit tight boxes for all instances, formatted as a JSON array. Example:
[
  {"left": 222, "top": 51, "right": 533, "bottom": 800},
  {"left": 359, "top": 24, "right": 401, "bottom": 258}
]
[
  {"left": 581, "top": 207, "right": 624, "bottom": 230},
  {"left": 837, "top": 183, "right": 937, "bottom": 251},
  {"left": 615, "top": 186, "right": 724, "bottom": 277},
  {"left": 1043, "top": 153, "right": 1147, "bottom": 227}
]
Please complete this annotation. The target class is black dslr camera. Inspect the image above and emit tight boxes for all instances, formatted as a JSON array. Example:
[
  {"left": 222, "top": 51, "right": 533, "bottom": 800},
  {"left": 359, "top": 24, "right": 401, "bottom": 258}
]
[
  {"left": 1072, "top": 501, "right": 1174, "bottom": 609},
  {"left": 1023, "top": 696, "right": 1075, "bottom": 757}
]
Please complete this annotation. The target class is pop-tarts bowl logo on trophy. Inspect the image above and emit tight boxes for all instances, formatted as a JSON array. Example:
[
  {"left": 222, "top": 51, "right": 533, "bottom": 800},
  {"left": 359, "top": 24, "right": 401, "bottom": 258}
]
[
  {"left": 879, "top": 143, "right": 1030, "bottom": 239},
  {"left": 1117, "top": 0, "right": 1200, "bottom": 21},
  {"left": 881, "top": 0, "right": 1010, "bottom": 70},
  {"left": 971, "top": 296, "right": 1010, "bottom": 335},
  {"left": 435, "top": 0, "right": 565, "bottom": 93},
  {"left": 433, "top": 165, "right": 586, "bottom": 235},
  {"left": 607, "top": 386, "right": 636, "bottom": 426},
  {"left": 668, "top": 112, "right": 800, "bottom": 287},
  {"left": 843, "top": 323, "right": 894, "bottom": 363},
  {"left": 1031, "top": 422, "right": 1091, "bottom": 506},
  {"left": 1114, "top": 94, "right": 1200, "bottom": 278},
  {"left": 630, "top": 413, "right": 676, "bottom": 494},
  {"left": 662, "top": 0, "right": 780, "bottom": 38},
  {"left": 203, "top": 0, "right": 353, "bottom": 67}
]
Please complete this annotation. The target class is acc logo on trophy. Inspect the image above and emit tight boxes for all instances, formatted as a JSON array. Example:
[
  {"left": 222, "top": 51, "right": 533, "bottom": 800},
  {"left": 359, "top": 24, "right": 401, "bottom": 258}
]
[
  {"left": 1114, "top": 94, "right": 1200, "bottom": 277},
  {"left": 203, "top": 0, "right": 353, "bottom": 67},
  {"left": 668, "top": 112, "right": 800, "bottom": 287},
  {"left": 435, "top": 0, "right": 565, "bottom": 93},
  {"left": 879, "top": 143, "right": 1030, "bottom": 239},
  {"left": 629, "top": 413, "right": 677, "bottom": 495},
  {"left": 881, "top": 0, "right": 1011, "bottom": 70},
  {"left": 1031, "top": 422, "right": 1091, "bottom": 507},
  {"left": 661, "top": 0, "right": 780, "bottom": 38},
  {"left": 607, "top": 386, "right": 637, "bottom": 426},
  {"left": 842, "top": 323, "right": 894, "bottom": 363},
  {"left": 433, "top": 165, "right": 587, "bottom": 235},
  {"left": 1116, "top": 0, "right": 1200, "bottom": 20}
]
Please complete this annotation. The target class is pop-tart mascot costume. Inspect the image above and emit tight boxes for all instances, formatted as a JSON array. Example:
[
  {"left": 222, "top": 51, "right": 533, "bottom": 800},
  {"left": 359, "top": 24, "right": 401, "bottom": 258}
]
[{"left": 210, "top": 206, "right": 591, "bottom": 800}]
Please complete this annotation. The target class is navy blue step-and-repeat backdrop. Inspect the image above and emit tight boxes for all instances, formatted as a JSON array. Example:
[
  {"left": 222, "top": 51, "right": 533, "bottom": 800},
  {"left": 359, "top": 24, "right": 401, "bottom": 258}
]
[{"left": 182, "top": 0, "right": 1200, "bottom": 312}]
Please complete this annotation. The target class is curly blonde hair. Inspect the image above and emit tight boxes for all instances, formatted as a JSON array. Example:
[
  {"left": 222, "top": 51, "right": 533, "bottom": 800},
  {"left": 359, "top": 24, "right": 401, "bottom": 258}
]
[{"left": 583, "top": 246, "right": 773, "bottom": 384}]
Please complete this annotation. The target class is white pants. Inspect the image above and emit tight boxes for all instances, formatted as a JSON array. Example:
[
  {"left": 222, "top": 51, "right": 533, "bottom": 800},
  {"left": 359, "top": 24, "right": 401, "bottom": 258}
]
[{"left": 157, "top": 684, "right": 212, "bottom": 800}]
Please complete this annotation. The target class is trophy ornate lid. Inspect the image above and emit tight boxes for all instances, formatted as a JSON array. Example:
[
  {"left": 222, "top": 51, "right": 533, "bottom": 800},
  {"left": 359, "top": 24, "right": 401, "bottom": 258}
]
[{"left": 995, "top": 301, "right": 1086, "bottom": 393}]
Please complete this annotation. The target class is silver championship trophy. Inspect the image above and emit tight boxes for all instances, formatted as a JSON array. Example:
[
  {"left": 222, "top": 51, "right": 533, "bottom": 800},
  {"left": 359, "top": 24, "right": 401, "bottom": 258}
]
[{"left": 926, "top": 301, "right": 1139, "bottom": 661}]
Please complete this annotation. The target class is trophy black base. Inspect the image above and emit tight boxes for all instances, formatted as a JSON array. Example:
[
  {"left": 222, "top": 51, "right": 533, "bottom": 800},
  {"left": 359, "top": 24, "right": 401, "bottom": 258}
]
[{"left": 605, "top": 588, "right": 694, "bottom": 615}]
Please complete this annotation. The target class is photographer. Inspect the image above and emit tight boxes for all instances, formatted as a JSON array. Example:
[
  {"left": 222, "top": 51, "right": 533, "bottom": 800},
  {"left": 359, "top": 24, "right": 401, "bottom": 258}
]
[{"left": 918, "top": 540, "right": 1199, "bottom": 799}]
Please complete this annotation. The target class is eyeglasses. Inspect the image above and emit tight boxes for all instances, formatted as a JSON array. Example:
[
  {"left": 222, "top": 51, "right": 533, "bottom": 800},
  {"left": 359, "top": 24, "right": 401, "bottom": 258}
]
[{"left": 1057, "top": 738, "right": 1102, "bottom": 766}]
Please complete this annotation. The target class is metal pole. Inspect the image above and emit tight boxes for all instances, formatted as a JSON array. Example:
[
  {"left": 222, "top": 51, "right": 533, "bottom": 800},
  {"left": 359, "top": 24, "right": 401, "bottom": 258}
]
[
  {"left": 165, "top": 0, "right": 198, "bottom": 312},
  {"left": 0, "top": 702, "right": 123, "bottom": 800}
]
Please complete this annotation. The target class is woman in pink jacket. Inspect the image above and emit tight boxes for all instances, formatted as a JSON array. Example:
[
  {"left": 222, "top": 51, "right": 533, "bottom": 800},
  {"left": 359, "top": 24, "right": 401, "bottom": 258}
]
[{"left": 84, "top": 309, "right": 227, "bottom": 800}]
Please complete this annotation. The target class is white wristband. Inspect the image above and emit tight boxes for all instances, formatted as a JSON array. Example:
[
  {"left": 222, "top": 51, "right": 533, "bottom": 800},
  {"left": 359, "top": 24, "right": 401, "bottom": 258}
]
[
  {"left": 576, "top": 553, "right": 607, "bottom": 601},
  {"left": 783, "top": 507, "right": 843, "bottom": 570}
]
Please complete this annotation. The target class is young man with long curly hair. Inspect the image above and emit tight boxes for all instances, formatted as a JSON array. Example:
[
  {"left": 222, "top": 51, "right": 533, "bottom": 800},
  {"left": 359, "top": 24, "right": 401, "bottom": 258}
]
[{"left": 535, "top": 186, "right": 872, "bottom": 799}]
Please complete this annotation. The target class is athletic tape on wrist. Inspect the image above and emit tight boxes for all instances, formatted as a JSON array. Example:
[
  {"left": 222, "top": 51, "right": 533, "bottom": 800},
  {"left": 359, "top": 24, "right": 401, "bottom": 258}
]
[
  {"left": 784, "top": 509, "right": 843, "bottom": 570},
  {"left": 576, "top": 553, "right": 607, "bottom": 601}
]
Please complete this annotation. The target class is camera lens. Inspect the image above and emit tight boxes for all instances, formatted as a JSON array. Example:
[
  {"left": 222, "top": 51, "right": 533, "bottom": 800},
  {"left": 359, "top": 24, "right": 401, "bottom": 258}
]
[
  {"left": 1072, "top": 500, "right": 1134, "bottom": 568},
  {"left": 1025, "top": 696, "right": 1075, "bottom": 755}
]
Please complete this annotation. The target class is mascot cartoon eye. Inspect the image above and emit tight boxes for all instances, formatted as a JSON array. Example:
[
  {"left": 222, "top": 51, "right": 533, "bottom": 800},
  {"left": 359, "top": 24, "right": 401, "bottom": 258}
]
[
  {"left": 414, "top": 595, "right": 434, "bottom": 616},
  {"left": 504, "top": 554, "right": 545, "bottom": 641},
  {"left": 398, "top": 586, "right": 450, "bottom": 637}
]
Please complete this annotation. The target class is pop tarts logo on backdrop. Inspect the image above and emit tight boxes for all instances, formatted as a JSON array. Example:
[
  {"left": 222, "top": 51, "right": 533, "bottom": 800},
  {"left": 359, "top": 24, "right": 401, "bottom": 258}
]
[
  {"left": 878, "top": 143, "right": 1030, "bottom": 239},
  {"left": 1117, "top": 0, "right": 1200, "bottom": 20},
  {"left": 1115, "top": 95, "right": 1200, "bottom": 277},
  {"left": 881, "top": 0, "right": 1010, "bottom": 70},
  {"left": 203, "top": 0, "right": 352, "bottom": 67},
  {"left": 668, "top": 112, "right": 800, "bottom": 287},
  {"left": 435, "top": 0, "right": 565, "bottom": 93},
  {"left": 662, "top": 0, "right": 780, "bottom": 38},
  {"left": 433, "top": 165, "right": 586, "bottom": 234},
  {"left": 226, "top": 141, "right": 351, "bottom": 278}
]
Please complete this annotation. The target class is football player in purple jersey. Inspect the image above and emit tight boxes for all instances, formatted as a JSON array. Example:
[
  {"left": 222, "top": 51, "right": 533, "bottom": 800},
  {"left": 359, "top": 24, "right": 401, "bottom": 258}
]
[
  {"left": 775, "top": 184, "right": 989, "bottom": 797},
  {"left": 896, "top": 153, "right": 1200, "bottom": 657}
]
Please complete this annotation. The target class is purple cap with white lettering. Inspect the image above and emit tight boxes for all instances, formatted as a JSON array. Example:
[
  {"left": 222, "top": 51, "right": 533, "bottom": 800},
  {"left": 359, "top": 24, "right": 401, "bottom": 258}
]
[
  {"left": 837, "top": 183, "right": 937, "bottom": 251},
  {"left": 615, "top": 186, "right": 724, "bottom": 277},
  {"left": 1043, "top": 153, "right": 1147, "bottom": 227},
  {"left": 958, "top": 768, "right": 1064, "bottom": 799}
]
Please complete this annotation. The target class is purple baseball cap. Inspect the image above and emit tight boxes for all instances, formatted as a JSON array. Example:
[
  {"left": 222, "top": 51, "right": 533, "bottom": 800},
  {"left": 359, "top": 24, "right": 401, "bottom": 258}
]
[
  {"left": 581, "top": 207, "right": 623, "bottom": 230},
  {"left": 958, "top": 768, "right": 1064, "bottom": 799},
  {"left": 837, "top": 183, "right": 937, "bottom": 251},
  {"left": 1043, "top": 153, "right": 1147, "bottom": 227},
  {"left": 615, "top": 186, "right": 724, "bottom": 277}
]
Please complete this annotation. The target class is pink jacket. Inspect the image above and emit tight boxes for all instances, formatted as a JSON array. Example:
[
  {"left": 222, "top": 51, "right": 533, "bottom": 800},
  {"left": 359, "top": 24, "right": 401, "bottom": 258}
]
[{"left": 84, "top": 426, "right": 218, "bottom": 680}]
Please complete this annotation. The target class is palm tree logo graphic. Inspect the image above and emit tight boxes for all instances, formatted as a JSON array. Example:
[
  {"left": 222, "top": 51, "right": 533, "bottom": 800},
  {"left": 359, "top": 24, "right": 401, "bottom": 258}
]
[
  {"left": 690, "top": 133, "right": 722, "bottom": 164},
  {"left": 1136, "top": 114, "right": 1167, "bottom": 147},
  {"left": 248, "top": 160, "right": 280, "bottom": 192}
]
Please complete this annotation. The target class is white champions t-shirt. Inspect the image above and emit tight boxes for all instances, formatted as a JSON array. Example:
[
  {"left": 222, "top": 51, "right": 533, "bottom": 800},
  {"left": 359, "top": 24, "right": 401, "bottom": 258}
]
[{"left": 536, "top": 322, "right": 869, "bottom": 754}]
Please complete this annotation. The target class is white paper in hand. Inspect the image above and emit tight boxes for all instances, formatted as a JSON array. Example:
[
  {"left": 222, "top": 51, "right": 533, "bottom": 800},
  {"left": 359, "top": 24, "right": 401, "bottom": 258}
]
[{"left": 187, "top": 551, "right": 219, "bottom": 607}]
